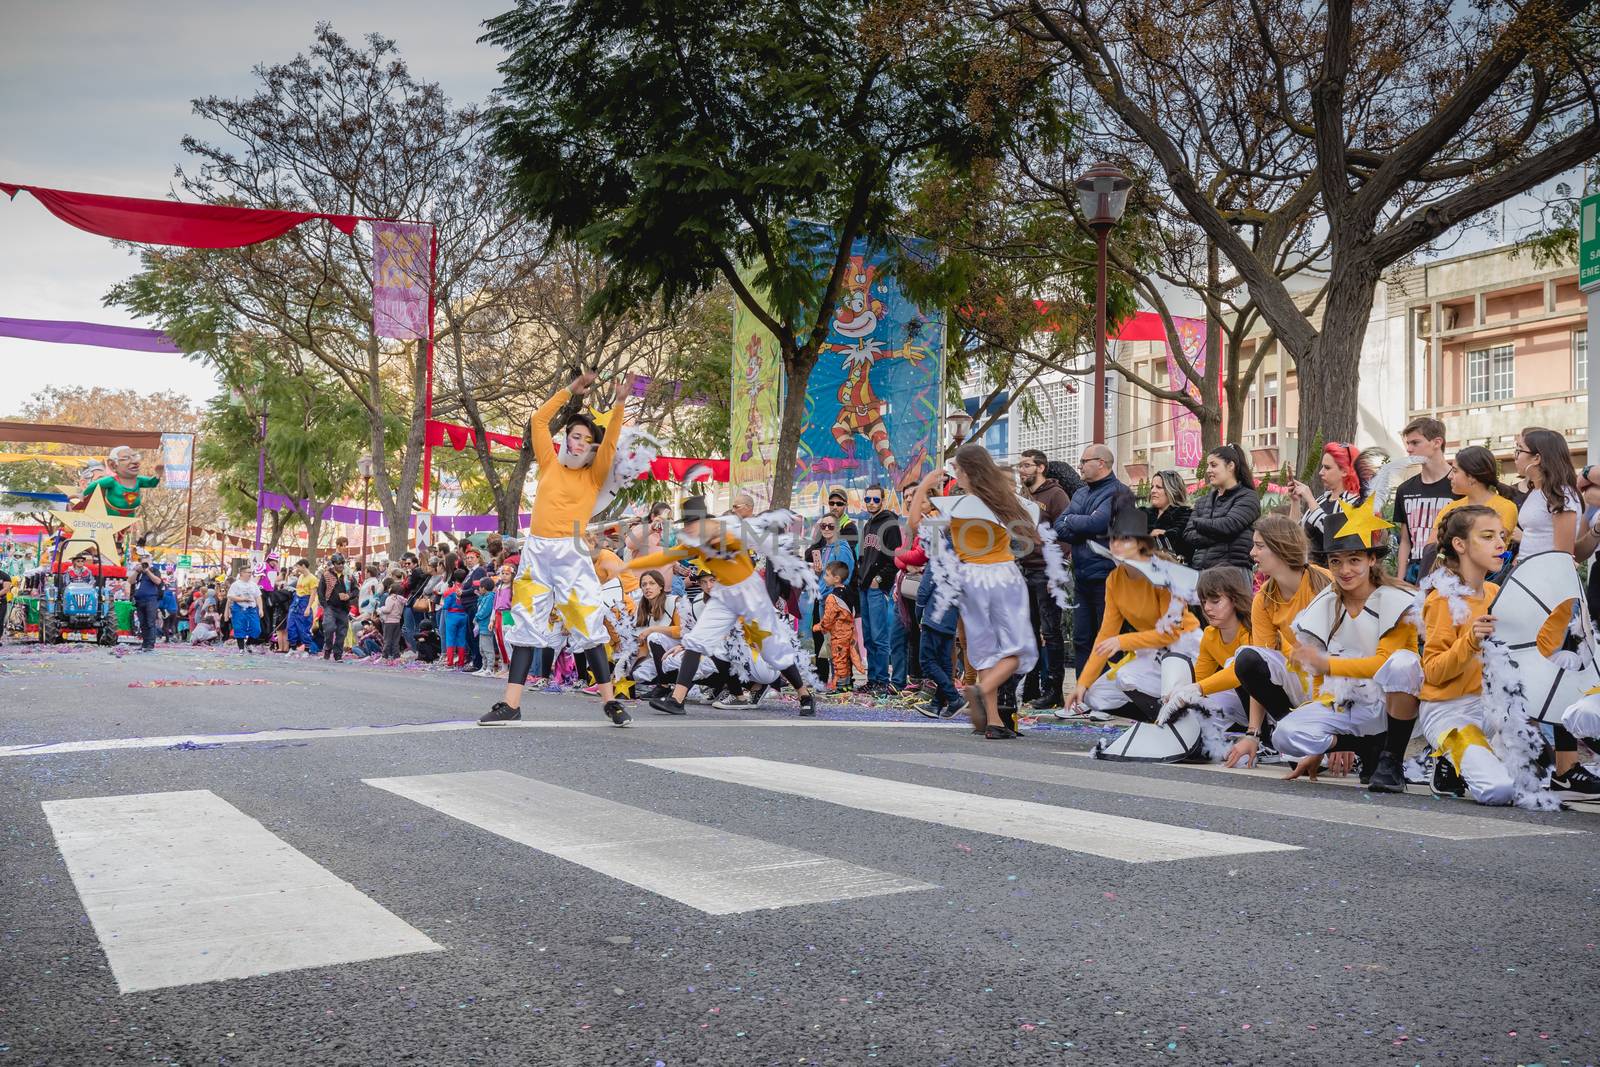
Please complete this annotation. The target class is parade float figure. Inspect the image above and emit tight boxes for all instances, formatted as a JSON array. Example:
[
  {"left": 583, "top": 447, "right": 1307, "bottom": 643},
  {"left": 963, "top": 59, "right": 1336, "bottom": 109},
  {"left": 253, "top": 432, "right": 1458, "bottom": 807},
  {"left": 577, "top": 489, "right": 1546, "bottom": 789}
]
[
  {"left": 81, "top": 446, "right": 161, "bottom": 518},
  {"left": 825, "top": 256, "right": 928, "bottom": 481},
  {"left": 479, "top": 371, "right": 656, "bottom": 730}
]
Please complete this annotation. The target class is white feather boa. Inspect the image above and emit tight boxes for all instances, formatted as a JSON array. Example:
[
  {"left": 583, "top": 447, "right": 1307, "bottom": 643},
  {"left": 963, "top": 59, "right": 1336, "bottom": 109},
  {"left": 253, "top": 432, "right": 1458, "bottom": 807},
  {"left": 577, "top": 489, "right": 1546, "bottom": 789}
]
[
  {"left": 1035, "top": 522, "right": 1072, "bottom": 610},
  {"left": 591, "top": 426, "right": 661, "bottom": 518},
  {"left": 1418, "top": 568, "right": 1559, "bottom": 808}
]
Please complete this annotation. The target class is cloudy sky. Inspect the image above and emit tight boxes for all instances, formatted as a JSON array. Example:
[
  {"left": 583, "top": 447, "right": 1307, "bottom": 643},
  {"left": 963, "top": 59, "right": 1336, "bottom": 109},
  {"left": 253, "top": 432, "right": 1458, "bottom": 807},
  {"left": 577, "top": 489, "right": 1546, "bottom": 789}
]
[{"left": 0, "top": 1, "right": 507, "bottom": 410}]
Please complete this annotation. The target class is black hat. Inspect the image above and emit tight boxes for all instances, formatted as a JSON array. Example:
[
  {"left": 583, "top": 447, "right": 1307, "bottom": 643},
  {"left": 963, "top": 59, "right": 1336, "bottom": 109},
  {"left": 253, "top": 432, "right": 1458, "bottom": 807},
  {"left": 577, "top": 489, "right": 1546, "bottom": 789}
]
[
  {"left": 680, "top": 495, "right": 711, "bottom": 524},
  {"left": 1109, "top": 503, "right": 1150, "bottom": 541},
  {"left": 1321, "top": 497, "right": 1394, "bottom": 558}
]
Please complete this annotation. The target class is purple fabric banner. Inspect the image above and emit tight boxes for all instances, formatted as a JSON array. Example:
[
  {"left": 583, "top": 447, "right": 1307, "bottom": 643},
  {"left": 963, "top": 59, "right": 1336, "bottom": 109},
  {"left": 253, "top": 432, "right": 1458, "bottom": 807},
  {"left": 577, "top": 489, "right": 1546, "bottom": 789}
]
[
  {"left": 0, "top": 316, "right": 180, "bottom": 353},
  {"left": 371, "top": 221, "right": 429, "bottom": 340},
  {"left": 258, "top": 491, "right": 527, "bottom": 533}
]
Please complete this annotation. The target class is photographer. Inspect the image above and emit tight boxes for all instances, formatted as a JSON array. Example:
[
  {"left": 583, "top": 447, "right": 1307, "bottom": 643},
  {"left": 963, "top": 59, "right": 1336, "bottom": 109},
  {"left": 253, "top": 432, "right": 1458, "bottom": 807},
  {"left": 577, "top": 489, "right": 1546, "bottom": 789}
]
[{"left": 128, "top": 551, "right": 165, "bottom": 653}]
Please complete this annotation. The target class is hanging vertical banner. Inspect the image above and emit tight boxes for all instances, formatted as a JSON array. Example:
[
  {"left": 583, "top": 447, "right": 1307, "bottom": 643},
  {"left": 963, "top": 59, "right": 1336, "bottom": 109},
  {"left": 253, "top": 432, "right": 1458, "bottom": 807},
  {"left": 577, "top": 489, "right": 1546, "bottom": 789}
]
[
  {"left": 371, "top": 221, "right": 430, "bottom": 340},
  {"left": 160, "top": 433, "right": 194, "bottom": 490},
  {"left": 728, "top": 264, "right": 784, "bottom": 497},
  {"left": 413, "top": 511, "right": 434, "bottom": 550},
  {"left": 1164, "top": 316, "right": 1209, "bottom": 471}
]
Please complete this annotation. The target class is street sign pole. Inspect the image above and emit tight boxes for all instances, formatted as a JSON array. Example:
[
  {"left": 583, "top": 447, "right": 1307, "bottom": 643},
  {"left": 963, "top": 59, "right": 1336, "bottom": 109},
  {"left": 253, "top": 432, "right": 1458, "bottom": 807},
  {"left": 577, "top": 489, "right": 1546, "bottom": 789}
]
[{"left": 1581, "top": 191, "right": 1598, "bottom": 464}]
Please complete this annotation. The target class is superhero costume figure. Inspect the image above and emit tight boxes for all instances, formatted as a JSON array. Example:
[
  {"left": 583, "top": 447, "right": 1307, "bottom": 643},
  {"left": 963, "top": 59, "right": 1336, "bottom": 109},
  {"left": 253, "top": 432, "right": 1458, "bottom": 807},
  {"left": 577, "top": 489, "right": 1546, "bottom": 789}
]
[{"left": 81, "top": 446, "right": 161, "bottom": 518}]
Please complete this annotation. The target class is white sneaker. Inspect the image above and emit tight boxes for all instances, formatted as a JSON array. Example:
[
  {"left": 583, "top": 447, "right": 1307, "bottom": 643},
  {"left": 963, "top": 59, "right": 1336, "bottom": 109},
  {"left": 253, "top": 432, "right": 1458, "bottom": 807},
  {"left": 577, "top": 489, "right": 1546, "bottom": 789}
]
[{"left": 1086, "top": 710, "right": 1113, "bottom": 723}]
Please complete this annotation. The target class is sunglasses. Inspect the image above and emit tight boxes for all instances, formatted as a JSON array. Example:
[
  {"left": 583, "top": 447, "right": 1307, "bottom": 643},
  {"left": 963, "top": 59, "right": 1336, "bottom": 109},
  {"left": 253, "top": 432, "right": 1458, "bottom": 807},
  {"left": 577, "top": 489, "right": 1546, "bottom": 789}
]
[
  {"left": 863, "top": 496, "right": 882, "bottom": 504},
  {"left": 828, "top": 500, "right": 846, "bottom": 507},
  {"left": 818, "top": 523, "right": 836, "bottom": 530}
]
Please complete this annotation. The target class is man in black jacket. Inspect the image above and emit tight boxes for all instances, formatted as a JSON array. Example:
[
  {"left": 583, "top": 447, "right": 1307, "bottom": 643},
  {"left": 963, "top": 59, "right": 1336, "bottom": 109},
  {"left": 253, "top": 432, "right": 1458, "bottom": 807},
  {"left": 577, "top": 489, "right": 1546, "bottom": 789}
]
[
  {"left": 319, "top": 554, "right": 355, "bottom": 661},
  {"left": 856, "top": 485, "right": 905, "bottom": 691},
  {"left": 400, "top": 551, "right": 430, "bottom": 652},
  {"left": 1015, "top": 450, "right": 1071, "bottom": 709}
]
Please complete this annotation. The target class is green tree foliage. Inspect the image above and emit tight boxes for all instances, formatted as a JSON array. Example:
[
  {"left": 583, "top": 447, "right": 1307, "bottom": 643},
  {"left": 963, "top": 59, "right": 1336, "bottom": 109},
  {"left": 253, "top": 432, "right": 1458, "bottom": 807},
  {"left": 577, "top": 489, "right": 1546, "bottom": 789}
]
[{"left": 482, "top": 0, "right": 1055, "bottom": 505}]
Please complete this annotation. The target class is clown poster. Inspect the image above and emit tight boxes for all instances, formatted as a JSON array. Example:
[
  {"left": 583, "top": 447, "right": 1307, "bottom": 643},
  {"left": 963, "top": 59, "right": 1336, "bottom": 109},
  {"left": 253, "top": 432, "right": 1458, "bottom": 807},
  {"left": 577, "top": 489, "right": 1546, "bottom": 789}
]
[{"left": 728, "top": 236, "right": 945, "bottom": 507}]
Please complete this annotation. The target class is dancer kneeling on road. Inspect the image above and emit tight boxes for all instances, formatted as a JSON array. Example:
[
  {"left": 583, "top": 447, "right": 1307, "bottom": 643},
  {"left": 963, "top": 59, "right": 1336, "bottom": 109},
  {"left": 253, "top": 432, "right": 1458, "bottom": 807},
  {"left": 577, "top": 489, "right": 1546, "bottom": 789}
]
[
  {"left": 1265, "top": 493, "right": 1421, "bottom": 789},
  {"left": 1067, "top": 504, "right": 1200, "bottom": 725},
  {"left": 480, "top": 369, "right": 646, "bottom": 729},
  {"left": 627, "top": 496, "right": 817, "bottom": 717},
  {"left": 1158, "top": 565, "right": 1256, "bottom": 756}
]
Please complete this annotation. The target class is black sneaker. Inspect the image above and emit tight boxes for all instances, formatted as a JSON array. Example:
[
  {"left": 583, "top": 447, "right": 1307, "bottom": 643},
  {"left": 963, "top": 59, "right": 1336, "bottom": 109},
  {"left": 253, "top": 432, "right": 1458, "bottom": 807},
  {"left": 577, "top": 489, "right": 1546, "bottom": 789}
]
[
  {"left": 604, "top": 700, "right": 632, "bottom": 727},
  {"left": 478, "top": 702, "right": 521, "bottom": 725},
  {"left": 1352, "top": 735, "right": 1387, "bottom": 785},
  {"left": 984, "top": 724, "right": 1017, "bottom": 740},
  {"left": 640, "top": 684, "right": 669, "bottom": 701},
  {"left": 650, "top": 694, "right": 688, "bottom": 716},
  {"left": 1029, "top": 693, "right": 1064, "bottom": 712},
  {"left": 1431, "top": 754, "right": 1467, "bottom": 798},
  {"left": 798, "top": 694, "right": 817, "bottom": 717},
  {"left": 939, "top": 694, "right": 966, "bottom": 721},
  {"left": 1552, "top": 764, "right": 1600, "bottom": 794},
  {"left": 1366, "top": 749, "right": 1407, "bottom": 793}
]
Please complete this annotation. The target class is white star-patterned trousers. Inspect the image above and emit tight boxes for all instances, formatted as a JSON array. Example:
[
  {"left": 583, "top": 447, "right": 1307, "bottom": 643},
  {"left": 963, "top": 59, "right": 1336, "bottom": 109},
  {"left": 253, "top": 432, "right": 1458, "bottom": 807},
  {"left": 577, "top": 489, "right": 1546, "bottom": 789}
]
[
  {"left": 682, "top": 573, "right": 797, "bottom": 670},
  {"left": 505, "top": 535, "right": 607, "bottom": 653}
]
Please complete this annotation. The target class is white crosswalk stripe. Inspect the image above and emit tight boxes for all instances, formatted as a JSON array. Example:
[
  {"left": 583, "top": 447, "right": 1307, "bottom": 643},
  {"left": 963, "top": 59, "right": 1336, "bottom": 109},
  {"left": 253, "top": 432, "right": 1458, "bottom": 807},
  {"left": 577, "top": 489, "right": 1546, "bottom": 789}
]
[
  {"left": 364, "top": 770, "right": 934, "bottom": 914},
  {"left": 40, "top": 790, "right": 441, "bottom": 994},
  {"left": 635, "top": 756, "right": 1301, "bottom": 862},
  {"left": 872, "top": 752, "right": 1577, "bottom": 841}
]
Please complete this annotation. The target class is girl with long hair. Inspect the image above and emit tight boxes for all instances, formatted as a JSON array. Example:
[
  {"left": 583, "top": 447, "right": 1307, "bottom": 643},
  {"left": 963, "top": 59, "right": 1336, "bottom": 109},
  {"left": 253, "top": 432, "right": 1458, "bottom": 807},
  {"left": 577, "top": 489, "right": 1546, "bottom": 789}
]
[
  {"left": 1272, "top": 499, "right": 1422, "bottom": 789},
  {"left": 1160, "top": 565, "right": 1257, "bottom": 745},
  {"left": 1290, "top": 442, "right": 1377, "bottom": 564},
  {"left": 1068, "top": 504, "right": 1200, "bottom": 731},
  {"left": 1143, "top": 469, "right": 1194, "bottom": 565},
  {"left": 1184, "top": 444, "right": 1260, "bottom": 572},
  {"left": 1513, "top": 426, "right": 1580, "bottom": 557},
  {"left": 629, "top": 570, "right": 685, "bottom": 698},
  {"left": 910, "top": 444, "right": 1041, "bottom": 739},
  {"left": 1415, "top": 505, "right": 1523, "bottom": 804},
  {"left": 1435, "top": 445, "right": 1519, "bottom": 541},
  {"left": 1219, "top": 515, "right": 1331, "bottom": 768}
]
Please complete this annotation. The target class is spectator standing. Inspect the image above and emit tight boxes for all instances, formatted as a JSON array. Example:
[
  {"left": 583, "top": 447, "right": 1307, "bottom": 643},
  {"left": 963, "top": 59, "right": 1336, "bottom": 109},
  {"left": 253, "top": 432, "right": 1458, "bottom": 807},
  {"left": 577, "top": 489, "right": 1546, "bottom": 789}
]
[
  {"left": 1054, "top": 443, "right": 1125, "bottom": 680},
  {"left": 856, "top": 484, "right": 906, "bottom": 692},
  {"left": 129, "top": 551, "right": 165, "bottom": 653},
  {"left": 1391, "top": 417, "right": 1457, "bottom": 583},
  {"left": 378, "top": 579, "right": 406, "bottom": 660},
  {"left": 400, "top": 552, "right": 428, "bottom": 652},
  {"left": 459, "top": 547, "right": 487, "bottom": 672},
  {"left": 1143, "top": 469, "right": 1194, "bottom": 566},
  {"left": 319, "top": 554, "right": 355, "bottom": 662},
  {"left": 1185, "top": 444, "right": 1260, "bottom": 573},
  {"left": 1288, "top": 443, "right": 1373, "bottom": 566},
  {"left": 1015, "top": 449, "right": 1071, "bottom": 709},
  {"left": 808, "top": 511, "right": 857, "bottom": 684},
  {"left": 358, "top": 563, "right": 383, "bottom": 619}
]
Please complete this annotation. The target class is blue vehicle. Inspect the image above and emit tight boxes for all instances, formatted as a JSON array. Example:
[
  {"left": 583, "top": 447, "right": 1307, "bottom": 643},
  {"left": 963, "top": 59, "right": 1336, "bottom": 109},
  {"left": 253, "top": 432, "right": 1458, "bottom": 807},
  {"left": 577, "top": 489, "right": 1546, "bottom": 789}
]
[{"left": 40, "top": 539, "right": 120, "bottom": 646}]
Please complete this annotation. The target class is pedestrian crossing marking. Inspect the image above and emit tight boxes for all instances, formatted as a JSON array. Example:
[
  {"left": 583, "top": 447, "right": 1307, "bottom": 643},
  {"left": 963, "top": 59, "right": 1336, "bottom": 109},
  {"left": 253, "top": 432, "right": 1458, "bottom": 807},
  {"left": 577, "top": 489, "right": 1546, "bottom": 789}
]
[
  {"left": 40, "top": 790, "right": 441, "bottom": 994},
  {"left": 363, "top": 770, "right": 933, "bottom": 914},
  {"left": 874, "top": 752, "right": 1576, "bottom": 840},
  {"left": 635, "top": 757, "right": 1300, "bottom": 863}
]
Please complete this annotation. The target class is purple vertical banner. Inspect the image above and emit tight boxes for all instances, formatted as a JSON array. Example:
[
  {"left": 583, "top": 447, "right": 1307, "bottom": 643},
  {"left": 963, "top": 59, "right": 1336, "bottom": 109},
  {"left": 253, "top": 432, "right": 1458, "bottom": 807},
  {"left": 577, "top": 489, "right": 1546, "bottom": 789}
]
[
  {"left": 1164, "top": 316, "right": 1208, "bottom": 470},
  {"left": 371, "top": 221, "right": 430, "bottom": 340}
]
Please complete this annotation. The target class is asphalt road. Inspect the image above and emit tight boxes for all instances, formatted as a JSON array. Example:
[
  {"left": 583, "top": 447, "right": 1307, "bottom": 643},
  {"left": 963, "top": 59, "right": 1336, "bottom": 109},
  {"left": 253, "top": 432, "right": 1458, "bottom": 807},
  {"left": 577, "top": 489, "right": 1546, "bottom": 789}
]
[{"left": 2, "top": 640, "right": 1597, "bottom": 1067}]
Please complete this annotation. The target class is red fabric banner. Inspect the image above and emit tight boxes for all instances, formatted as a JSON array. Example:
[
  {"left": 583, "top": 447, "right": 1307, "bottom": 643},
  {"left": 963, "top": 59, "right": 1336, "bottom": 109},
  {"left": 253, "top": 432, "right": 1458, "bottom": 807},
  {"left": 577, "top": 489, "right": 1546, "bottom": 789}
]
[
  {"left": 1112, "top": 310, "right": 1170, "bottom": 343},
  {"left": 425, "top": 419, "right": 525, "bottom": 453},
  {"left": 2, "top": 183, "right": 359, "bottom": 248},
  {"left": 650, "top": 457, "right": 729, "bottom": 483}
]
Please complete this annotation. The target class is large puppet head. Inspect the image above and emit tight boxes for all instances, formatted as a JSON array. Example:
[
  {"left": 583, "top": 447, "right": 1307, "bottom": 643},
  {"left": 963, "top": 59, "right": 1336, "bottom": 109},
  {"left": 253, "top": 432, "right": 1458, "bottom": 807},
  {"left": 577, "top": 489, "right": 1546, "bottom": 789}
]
[{"left": 107, "top": 446, "right": 141, "bottom": 482}]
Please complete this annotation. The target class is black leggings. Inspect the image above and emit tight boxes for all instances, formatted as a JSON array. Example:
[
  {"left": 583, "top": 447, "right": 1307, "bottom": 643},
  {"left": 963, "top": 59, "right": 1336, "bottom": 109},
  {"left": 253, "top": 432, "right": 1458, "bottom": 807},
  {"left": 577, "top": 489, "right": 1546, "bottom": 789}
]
[
  {"left": 508, "top": 645, "right": 611, "bottom": 691},
  {"left": 1232, "top": 647, "right": 1296, "bottom": 722}
]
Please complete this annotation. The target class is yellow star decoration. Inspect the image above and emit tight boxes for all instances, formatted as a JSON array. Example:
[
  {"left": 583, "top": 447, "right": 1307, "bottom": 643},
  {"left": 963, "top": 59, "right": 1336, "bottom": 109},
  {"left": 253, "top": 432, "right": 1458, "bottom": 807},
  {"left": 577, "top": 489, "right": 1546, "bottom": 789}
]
[
  {"left": 741, "top": 616, "right": 772, "bottom": 657},
  {"left": 1329, "top": 497, "right": 1395, "bottom": 549},
  {"left": 587, "top": 403, "right": 619, "bottom": 431},
  {"left": 611, "top": 677, "right": 635, "bottom": 698},
  {"left": 556, "top": 588, "right": 597, "bottom": 633},
  {"left": 49, "top": 487, "right": 137, "bottom": 564},
  {"left": 510, "top": 574, "right": 550, "bottom": 612}
]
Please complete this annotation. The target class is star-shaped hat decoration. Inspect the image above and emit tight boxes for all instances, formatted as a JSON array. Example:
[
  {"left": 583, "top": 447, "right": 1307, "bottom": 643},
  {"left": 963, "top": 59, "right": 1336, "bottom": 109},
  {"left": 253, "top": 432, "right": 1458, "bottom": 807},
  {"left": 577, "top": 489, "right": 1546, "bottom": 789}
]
[
  {"left": 587, "top": 403, "right": 620, "bottom": 431},
  {"left": 1327, "top": 497, "right": 1395, "bottom": 550},
  {"left": 741, "top": 616, "right": 772, "bottom": 657},
  {"left": 555, "top": 588, "right": 597, "bottom": 633},
  {"left": 49, "top": 486, "right": 136, "bottom": 563}
]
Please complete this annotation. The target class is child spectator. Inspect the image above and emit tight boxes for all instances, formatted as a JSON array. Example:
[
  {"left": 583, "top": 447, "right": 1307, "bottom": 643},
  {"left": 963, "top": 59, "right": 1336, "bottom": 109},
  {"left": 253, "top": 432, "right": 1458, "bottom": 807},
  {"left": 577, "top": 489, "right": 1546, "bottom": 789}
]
[
  {"left": 414, "top": 617, "right": 442, "bottom": 663},
  {"left": 814, "top": 560, "right": 864, "bottom": 692},
  {"left": 474, "top": 572, "right": 501, "bottom": 676},
  {"left": 378, "top": 579, "right": 407, "bottom": 661},
  {"left": 353, "top": 617, "right": 384, "bottom": 658},
  {"left": 441, "top": 567, "right": 469, "bottom": 666}
]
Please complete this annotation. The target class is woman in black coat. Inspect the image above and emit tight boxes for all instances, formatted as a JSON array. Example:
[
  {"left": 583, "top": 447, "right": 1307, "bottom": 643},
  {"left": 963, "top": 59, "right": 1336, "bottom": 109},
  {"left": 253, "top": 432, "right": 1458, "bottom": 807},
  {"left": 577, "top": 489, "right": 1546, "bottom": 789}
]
[
  {"left": 1142, "top": 469, "right": 1194, "bottom": 565},
  {"left": 1184, "top": 444, "right": 1260, "bottom": 572}
]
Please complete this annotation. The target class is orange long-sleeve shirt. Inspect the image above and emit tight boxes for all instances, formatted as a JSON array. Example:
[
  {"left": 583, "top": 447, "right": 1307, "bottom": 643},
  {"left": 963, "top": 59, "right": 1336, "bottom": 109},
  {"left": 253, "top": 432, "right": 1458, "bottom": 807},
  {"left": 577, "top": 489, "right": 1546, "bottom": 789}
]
[
  {"left": 629, "top": 533, "right": 756, "bottom": 587},
  {"left": 1420, "top": 580, "right": 1570, "bottom": 700},
  {"left": 1195, "top": 625, "right": 1251, "bottom": 694},
  {"left": 1200, "top": 567, "right": 1328, "bottom": 694},
  {"left": 528, "top": 388, "right": 623, "bottom": 539},
  {"left": 1077, "top": 566, "right": 1200, "bottom": 690}
]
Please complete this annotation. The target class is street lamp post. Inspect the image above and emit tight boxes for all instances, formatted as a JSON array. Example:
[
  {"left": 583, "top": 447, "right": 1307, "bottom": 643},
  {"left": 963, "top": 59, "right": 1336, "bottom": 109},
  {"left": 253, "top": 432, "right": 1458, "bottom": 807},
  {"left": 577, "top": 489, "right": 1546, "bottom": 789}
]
[
  {"left": 357, "top": 454, "right": 373, "bottom": 569},
  {"left": 1076, "top": 162, "right": 1132, "bottom": 444},
  {"left": 946, "top": 407, "right": 975, "bottom": 452}
]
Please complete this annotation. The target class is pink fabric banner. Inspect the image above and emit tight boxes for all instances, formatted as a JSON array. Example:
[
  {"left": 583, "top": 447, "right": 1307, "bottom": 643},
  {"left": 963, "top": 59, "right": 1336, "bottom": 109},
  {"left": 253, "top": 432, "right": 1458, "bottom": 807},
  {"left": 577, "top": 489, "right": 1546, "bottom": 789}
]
[
  {"left": 1164, "top": 316, "right": 1208, "bottom": 470},
  {"left": 371, "top": 221, "right": 430, "bottom": 339}
]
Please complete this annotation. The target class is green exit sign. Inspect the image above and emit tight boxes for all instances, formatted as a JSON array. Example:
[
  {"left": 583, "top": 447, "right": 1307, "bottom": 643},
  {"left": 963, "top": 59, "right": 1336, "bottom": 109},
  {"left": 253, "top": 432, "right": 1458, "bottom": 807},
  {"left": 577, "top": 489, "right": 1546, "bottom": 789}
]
[
  {"left": 178, "top": 555, "right": 191, "bottom": 568},
  {"left": 1582, "top": 191, "right": 1600, "bottom": 292}
]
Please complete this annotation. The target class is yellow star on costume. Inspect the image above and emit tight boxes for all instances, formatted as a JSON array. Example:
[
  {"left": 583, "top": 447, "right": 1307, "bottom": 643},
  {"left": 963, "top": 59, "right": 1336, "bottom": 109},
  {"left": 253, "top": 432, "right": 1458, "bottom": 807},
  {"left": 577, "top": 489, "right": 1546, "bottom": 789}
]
[
  {"left": 510, "top": 574, "right": 550, "bottom": 612},
  {"left": 556, "top": 588, "right": 597, "bottom": 633},
  {"left": 1329, "top": 497, "right": 1395, "bottom": 548},
  {"left": 741, "top": 617, "right": 772, "bottom": 656},
  {"left": 49, "top": 487, "right": 137, "bottom": 564},
  {"left": 611, "top": 677, "right": 634, "bottom": 698}
]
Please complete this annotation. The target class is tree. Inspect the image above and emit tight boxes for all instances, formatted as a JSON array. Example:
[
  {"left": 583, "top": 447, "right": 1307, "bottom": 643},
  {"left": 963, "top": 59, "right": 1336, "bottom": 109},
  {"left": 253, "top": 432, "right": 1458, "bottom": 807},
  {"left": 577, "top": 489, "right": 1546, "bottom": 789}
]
[
  {"left": 483, "top": 0, "right": 1055, "bottom": 506},
  {"left": 990, "top": 0, "right": 1600, "bottom": 440},
  {"left": 109, "top": 24, "right": 546, "bottom": 549}
]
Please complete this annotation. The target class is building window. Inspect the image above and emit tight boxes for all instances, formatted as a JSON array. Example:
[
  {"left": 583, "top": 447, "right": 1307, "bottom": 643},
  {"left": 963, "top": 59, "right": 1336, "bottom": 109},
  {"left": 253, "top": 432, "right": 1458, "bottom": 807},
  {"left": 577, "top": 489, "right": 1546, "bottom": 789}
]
[
  {"left": 1577, "top": 330, "right": 1588, "bottom": 393},
  {"left": 1466, "top": 344, "right": 1515, "bottom": 403},
  {"left": 1262, "top": 373, "right": 1279, "bottom": 429}
]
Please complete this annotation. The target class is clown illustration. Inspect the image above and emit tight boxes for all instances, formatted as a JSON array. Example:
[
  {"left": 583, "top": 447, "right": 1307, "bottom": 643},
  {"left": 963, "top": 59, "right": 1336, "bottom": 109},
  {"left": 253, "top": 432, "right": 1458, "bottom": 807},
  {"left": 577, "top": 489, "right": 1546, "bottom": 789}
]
[{"left": 825, "top": 255, "right": 927, "bottom": 480}]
